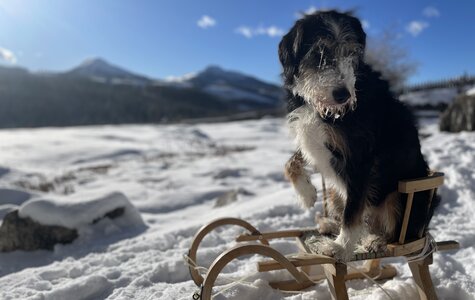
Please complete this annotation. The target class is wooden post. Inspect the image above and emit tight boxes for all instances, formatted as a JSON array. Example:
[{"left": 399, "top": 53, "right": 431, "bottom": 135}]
[
  {"left": 323, "top": 263, "right": 349, "bottom": 300},
  {"left": 399, "top": 192, "right": 414, "bottom": 244},
  {"left": 408, "top": 254, "right": 438, "bottom": 300}
]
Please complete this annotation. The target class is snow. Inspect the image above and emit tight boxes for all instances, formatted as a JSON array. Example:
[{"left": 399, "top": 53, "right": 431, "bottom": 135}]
[
  {"left": 0, "top": 118, "right": 474, "bottom": 299},
  {"left": 165, "top": 72, "right": 197, "bottom": 83},
  {"left": 466, "top": 85, "right": 475, "bottom": 96},
  {"left": 19, "top": 192, "right": 144, "bottom": 230}
]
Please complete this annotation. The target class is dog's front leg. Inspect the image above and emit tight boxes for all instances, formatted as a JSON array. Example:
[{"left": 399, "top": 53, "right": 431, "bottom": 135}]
[{"left": 285, "top": 150, "right": 317, "bottom": 209}]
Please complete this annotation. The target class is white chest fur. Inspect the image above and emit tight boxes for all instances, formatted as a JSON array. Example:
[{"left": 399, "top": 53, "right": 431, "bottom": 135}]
[{"left": 288, "top": 106, "right": 347, "bottom": 200}]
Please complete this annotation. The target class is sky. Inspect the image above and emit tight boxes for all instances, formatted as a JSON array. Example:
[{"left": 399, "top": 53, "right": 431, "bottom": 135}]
[{"left": 0, "top": 0, "right": 474, "bottom": 85}]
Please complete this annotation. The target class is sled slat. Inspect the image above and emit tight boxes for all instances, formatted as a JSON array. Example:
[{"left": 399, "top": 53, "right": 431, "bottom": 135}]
[
  {"left": 258, "top": 255, "right": 335, "bottom": 272},
  {"left": 236, "top": 229, "right": 305, "bottom": 242},
  {"left": 398, "top": 173, "right": 444, "bottom": 193},
  {"left": 388, "top": 237, "right": 426, "bottom": 256},
  {"left": 436, "top": 240, "right": 460, "bottom": 251}
]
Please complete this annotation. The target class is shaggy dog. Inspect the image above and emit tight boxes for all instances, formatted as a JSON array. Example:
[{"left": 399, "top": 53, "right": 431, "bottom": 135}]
[{"left": 280, "top": 10, "right": 438, "bottom": 261}]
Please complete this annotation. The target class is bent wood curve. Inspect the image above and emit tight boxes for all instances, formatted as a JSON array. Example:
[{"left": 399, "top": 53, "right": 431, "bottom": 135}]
[
  {"left": 201, "top": 244, "right": 313, "bottom": 300},
  {"left": 188, "top": 217, "right": 269, "bottom": 286}
]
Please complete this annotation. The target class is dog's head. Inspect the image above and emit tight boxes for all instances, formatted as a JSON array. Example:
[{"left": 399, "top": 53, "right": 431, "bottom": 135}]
[{"left": 279, "top": 10, "right": 366, "bottom": 118}]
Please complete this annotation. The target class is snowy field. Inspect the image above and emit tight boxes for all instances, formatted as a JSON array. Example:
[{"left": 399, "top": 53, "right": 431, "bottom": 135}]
[{"left": 0, "top": 117, "right": 474, "bottom": 300}]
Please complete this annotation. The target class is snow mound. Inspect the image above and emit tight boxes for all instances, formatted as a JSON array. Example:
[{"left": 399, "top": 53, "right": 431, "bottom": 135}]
[
  {"left": 0, "top": 188, "right": 35, "bottom": 220},
  {"left": 19, "top": 191, "right": 144, "bottom": 230},
  {"left": 466, "top": 85, "right": 475, "bottom": 96}
]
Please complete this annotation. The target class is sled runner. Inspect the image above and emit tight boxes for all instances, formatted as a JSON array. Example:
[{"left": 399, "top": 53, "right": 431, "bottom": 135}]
[{"left": 187, "top": 172, "right": 459, "bottom": 300}]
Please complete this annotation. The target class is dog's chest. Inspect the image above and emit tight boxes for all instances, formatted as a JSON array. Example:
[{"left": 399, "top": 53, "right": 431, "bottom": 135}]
[
  {"left": 289, "top": 107, "right": 347, "bottom": 197},
  {"left": 294, "top": 118, "right": 334, "bottom": 174}
]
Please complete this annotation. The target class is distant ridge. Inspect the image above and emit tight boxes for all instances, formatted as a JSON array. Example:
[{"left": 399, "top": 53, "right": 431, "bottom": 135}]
[
  {"left": 0, "top": 59, "right": 284, "bottom": 128},
  {"left": 66, "top": 58, "right": 152, "bottom": 85},
  {"left": 402, "top": 74, "right": 475, "bottom": 93}
]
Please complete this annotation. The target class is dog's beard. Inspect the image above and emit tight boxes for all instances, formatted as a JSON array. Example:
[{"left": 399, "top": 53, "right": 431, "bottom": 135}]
[{"left": 292, "top": 57, "right": 358, "bottom": 119}]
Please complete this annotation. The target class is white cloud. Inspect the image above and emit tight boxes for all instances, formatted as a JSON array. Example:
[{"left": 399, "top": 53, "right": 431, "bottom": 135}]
[
  {"left": 406, "top": 21, "right": 429, "bottom": 37},
  {"left": 0, "top": 47, "right": 17, "bottom": 64},
  {"left": 235, "top": 26, "right": 253, "bottom": 38},
  {"left": 197, "top": 15, "right": 216, "bottom": 29},
  {"left": 361, "top": 20, "right": 370, "bottom": 30},
  {"left": 423, "top": 6, "right": 440, "bottom": 18},
  {"left": 235, "top": 25, "right": 285, "bottom": 38},
  {"left": 295, "top": 6, "right": 318, "bottom": 18},
  {"left": 256, "top": 26, "right": 285, "bottom": 37},
  {"left": 303, "top": 5, "right": 318, "bottom": 15}
]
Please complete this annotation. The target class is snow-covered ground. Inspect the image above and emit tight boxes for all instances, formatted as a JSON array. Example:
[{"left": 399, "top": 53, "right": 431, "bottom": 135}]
[{"left": 0, "top": 117, "right": 474, "bottom": 300}]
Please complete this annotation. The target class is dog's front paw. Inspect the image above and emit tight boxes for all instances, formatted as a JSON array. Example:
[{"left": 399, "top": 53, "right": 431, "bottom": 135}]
[
  {"left": 359, "top": 234, "right": 388, "bottom": 253},
  {"left": 293, "top": 177, "right": 317, "bottom": 209},
  {"left": 307, "top": 236, "right": 350, "bottom": 262}
]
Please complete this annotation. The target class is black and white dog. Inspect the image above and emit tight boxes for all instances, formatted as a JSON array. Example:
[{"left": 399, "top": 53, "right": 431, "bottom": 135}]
[{"left": 281, "top": 10, "right": 438, "bottom": 261}]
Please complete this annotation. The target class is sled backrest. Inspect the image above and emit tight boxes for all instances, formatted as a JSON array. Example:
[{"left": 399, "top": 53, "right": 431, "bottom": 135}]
[{"left": 397, "top": 171, "right": 444, "bottom": 244}]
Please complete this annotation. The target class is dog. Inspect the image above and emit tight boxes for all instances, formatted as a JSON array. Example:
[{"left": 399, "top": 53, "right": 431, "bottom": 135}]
[{"left": 280, "top": 10, "right": 438, "bottom": 261}]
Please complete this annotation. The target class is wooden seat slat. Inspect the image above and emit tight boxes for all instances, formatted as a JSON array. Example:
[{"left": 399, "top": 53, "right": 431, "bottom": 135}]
[{"left": 398, "top": 172, "right": 444, "bottom": 193}]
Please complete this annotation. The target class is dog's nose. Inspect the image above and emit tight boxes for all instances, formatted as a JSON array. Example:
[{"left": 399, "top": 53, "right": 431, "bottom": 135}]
[{"left": 332, "top": 87, "right": 351, "bottom": 104}]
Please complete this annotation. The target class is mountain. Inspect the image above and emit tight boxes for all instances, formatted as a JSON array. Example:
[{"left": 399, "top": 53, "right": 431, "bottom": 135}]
[
  {"left": 0, "top": 60, "right": 285, "bottom": 128},
  {"left": 167, "top": 65, "right": 284, "bottom": 110},
  {"left": 66, "top": 58, "right": 152, "bottom": 86}
]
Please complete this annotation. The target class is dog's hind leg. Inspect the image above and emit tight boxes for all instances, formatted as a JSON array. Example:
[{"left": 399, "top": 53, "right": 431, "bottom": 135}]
[
  {"left": 360, "top": 191, "right": 401, "bottom": 252},
  {"left": 326, "top": 168, "right": 373, "bottom": 261},
  {"left": 285, "top": 150, "right": 317, "bottom": 209}
]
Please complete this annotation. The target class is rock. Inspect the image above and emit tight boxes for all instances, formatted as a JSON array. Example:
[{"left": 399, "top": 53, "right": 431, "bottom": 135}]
[
  {"left": 0, "top": 210, "right": 78, "bottom": 252},
  {"left": 440, "top": 94, "right": 475, "bottom": 132},
  {"left": 213, "top": 168, "right": 247, "bottom": 179},
  {"left": 214, "top": 188, "right": 254, "bottom": 208},
  {"left": 0, "top": 206, "right": 126, "bottom": 252}
]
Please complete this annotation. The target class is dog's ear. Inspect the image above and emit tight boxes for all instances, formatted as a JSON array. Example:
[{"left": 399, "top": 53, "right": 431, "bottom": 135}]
[
  {"left": 353, "top": 20, "right": 366, "bottom": 51},
  {"left": 278, "top": 21, "right": 304, "bottom": 85},
  {"left": 347, "top": 14, "right": 367, "bottom": 51},
  {"left": 342, "top": 10, "right": 367, "bottom": 47}
]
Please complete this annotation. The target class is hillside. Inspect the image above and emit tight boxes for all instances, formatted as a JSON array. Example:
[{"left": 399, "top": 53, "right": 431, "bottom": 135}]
[{"left": 0, "top": 60, "right": 284, "bottom": 128}]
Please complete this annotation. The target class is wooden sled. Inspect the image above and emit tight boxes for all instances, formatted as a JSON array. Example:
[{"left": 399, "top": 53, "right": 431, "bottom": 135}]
[{"left": 187, "top": 172, "right": 460, "bottom": 300}]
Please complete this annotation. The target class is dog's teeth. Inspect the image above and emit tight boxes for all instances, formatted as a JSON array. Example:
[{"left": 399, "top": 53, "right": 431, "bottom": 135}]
[{"left": 335, "top": 114, "right": 341, "bottom": 119}]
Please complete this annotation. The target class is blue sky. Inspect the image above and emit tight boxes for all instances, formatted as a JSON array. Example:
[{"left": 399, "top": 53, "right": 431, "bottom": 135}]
[{"left": 0, "top": 0, "right": 474, "bottom": 85}]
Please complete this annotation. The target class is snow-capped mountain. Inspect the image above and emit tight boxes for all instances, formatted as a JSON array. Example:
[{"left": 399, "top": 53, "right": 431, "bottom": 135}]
[
  {"left": 66, "top": 59, "right": 283, "bottom": 109},
  {"left": 66, "top": 58, "right": 152, "bottom": 85},
  {"left": 167, "top": 65, "right": 284, "bottom": 107}
]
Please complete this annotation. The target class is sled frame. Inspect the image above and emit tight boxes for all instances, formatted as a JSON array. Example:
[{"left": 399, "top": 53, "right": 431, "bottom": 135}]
[{"left": 188, "top": 172, "right": 459, "bottom": 300}]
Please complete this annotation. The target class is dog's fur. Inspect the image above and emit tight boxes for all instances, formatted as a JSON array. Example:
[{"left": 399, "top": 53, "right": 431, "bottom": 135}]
[{"left": 280, "top": 10, "right": 439, "bottom": 261}]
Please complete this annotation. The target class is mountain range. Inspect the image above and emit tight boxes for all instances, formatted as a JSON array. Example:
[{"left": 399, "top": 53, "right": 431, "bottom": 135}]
[{"left": 0, "top": 58, "right": 285, "bottom": 128}]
